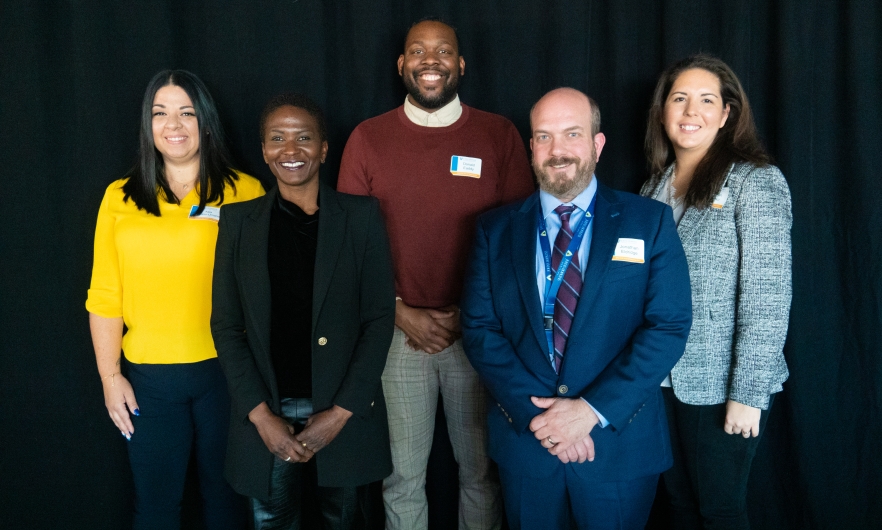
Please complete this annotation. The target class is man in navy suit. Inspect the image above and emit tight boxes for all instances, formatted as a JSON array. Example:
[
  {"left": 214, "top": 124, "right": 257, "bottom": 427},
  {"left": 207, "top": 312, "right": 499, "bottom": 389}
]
[{"left": 460, "top": 88, "right": 693, "bottom": 529}]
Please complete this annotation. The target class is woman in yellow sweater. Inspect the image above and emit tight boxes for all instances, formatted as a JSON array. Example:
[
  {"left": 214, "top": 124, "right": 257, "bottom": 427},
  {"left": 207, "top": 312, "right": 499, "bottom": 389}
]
[{"left": 86, "top": 70, "right": 264, "bottom": 529}]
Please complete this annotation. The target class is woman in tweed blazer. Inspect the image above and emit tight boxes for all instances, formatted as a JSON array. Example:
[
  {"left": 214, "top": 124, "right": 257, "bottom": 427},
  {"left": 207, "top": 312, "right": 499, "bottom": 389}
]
[{"left": 641, "top": 55, "right": 792, "bottom": 529}]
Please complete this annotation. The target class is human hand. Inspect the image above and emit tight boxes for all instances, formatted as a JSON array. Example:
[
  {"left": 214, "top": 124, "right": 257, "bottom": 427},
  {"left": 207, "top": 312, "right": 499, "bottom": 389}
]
[
  {"left": 102, "top": 373, "right": 139, "bottom": 440},
  {"left": 395, "top": 300, "right": 459, "bottom": 354},
  {"left": 249, "top": 402, "right": 314, "bottom": 463},
  {"left": 296, "top": 405, "right": 353, "bottom": 454},
  {"left": 529, "top": 396, "right": 598, "bottom": 461},
  {"left": 556, "top": 434, "right": 596, "bottom": 464},
  {"left": 724, "top": 399, "right": 761, "bottom": 438}
]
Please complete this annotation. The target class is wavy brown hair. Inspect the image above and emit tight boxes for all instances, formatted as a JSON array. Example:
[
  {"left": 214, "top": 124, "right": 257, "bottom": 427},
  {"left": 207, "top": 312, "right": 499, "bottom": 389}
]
[{"left": 645, "top": 54, "right": 769, "bottom": 209}]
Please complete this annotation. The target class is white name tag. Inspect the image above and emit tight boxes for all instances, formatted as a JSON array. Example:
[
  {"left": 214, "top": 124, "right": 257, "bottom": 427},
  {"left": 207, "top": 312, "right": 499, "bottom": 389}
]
[
  {"left": 189, "top": 205, "right": 220, "bottom": 222},
  {"left": 612, "top": 238, "right": 645, "bottom": 263},
  {"left": 712, "top": 187, "right": 730, "bottom": 209},
  {"left": 450, "top": 155, "right": 482, "bottom": 178}
]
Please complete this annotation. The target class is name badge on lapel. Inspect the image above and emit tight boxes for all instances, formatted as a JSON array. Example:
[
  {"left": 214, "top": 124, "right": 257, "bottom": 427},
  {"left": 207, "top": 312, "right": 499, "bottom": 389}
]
[
  {"left": 612, "top": 238, "right": 645, "bottom": 263},
  {"left": 189, "top": 205, "right": 220, "bottom": 222},
  {"left": 712, "top": 187, "right": 730, "bottom": 209}
]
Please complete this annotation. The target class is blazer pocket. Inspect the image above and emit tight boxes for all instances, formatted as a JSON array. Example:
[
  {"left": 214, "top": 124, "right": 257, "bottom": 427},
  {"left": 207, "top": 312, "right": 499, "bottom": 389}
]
[{"left": 605, "top": 262, "right": 647, "bottom": 283}]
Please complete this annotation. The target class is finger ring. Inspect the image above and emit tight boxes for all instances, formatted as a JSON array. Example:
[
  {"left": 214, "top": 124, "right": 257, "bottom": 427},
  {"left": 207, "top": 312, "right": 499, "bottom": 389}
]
[
  {"left": 547, "top": 436, "right": 557, "bottom": 445},
  {"left": 284, "top": 455, "right": 291, "bottom": 462},
  {"left": 301, "top": 442, "right": 308, "bottom": 448}
]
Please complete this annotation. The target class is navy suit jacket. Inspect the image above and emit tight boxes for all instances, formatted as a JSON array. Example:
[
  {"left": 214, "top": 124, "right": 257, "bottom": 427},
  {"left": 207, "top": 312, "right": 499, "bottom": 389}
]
[{"left": 461, "top": 181, "right": 692, "bottom": 481}]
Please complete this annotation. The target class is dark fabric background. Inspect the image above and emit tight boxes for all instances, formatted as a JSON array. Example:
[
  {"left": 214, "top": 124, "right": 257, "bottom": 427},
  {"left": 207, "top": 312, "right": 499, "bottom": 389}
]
[{"left": 1, "top": 1, "right": 879, "bottom": 528}]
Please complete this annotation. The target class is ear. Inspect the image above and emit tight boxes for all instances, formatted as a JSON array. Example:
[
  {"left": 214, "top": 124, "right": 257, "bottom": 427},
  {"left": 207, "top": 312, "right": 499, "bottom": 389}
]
[
  {"left": 320, "top": 141, "right": 329, "bottom": 163},
  {"left": 529, "top": 137, "right": 534, "bottom": 153},
  {"left": 593, "top": 133, "right": 607, "bottom": 161},
  {"left": 397, "top": 55, "right": 404, "bottom": 76},
  {"left": 459, "top": 56, "right": 465, "bottom": 76},
  {"left": 261, "top": 142, "right": 269, "bottom": 165},
  {"left": 720, "top": 103, "right": 731, "bottom": 128}
]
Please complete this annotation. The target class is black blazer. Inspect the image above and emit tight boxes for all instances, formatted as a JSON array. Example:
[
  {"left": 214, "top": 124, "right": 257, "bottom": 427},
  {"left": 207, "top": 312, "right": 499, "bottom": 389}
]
[{"left": 211, "top": 182, "right": 395, "bottom": 499}]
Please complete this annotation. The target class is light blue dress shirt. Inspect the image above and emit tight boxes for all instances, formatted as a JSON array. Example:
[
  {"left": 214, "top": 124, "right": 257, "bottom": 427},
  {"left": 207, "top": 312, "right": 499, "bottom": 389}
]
[{"left": 533, "top": 177, "right": 608, "bottom": 428}]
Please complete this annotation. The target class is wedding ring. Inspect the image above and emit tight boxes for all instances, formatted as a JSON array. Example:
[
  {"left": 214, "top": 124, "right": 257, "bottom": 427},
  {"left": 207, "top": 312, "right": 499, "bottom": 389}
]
[
  {"left": 285, "top": 456, "right": 291, "bottom": 462},
  {"left": 547, "top": 436, "right": 557, "bottom": 446}
]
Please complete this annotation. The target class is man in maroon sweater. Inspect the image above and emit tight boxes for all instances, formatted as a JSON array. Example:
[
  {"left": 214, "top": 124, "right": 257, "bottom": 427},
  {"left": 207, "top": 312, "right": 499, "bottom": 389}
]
[{"left": 337, "top": 18, "right": 534, "bottom": 530}]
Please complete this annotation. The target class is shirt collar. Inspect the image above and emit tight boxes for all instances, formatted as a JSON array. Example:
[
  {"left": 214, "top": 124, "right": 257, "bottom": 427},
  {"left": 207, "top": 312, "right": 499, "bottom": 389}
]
[
  {"left": 539, "top": 176, "right": 598, "bottom": 220},
  {"left": 403, "top": 94, "right": 462, "bottom": 127}
]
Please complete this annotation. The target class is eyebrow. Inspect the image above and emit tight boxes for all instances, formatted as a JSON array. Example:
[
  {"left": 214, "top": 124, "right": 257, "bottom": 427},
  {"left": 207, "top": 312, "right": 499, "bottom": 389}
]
[
  {"left": 151, "top": 103, "right": 196, "bottom": 109},
  {"left": 670, "top": 91, "right": 719, "bottom": 97},
  {"left": 533, "top": 125, "right": 585, "bottom": 135}
]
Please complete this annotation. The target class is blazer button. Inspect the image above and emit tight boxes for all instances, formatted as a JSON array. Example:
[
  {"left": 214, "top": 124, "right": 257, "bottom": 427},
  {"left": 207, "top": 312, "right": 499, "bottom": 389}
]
[
  {"left": 318, "top": 337, "right": 328, "bottom": 346},
  {"left": 558, "top": 385, "right": 568, "bottom": 394},
  {"left": 371, "top": 401, "right": 375, "bottom": 407},
  {"left": 508, "top": 418, "right": 513, "bottom": 423}
]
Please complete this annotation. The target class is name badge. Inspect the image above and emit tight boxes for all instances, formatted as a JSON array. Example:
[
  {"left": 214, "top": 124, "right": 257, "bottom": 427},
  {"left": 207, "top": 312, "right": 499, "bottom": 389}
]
[
  {"left": 612, "top": 238, "right": 645, "bottom": 263},
  {"left": 712, "top": 187, "right": 730, "bottom": 209},
  {"left": 189, "top": 205, "right": 220, "bottom": 222},
  {"left": 450, "top": 155, "right": 482, "bottom": 178}
]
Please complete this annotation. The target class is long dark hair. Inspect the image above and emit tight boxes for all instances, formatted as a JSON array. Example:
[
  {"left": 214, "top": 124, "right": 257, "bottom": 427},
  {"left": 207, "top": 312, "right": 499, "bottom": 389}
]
[
  {"left": 645, "top": 54, "right": 769, "bottom": 209},
  {"left": 122, "top": 70, "right": 238, "bottom": 216}
]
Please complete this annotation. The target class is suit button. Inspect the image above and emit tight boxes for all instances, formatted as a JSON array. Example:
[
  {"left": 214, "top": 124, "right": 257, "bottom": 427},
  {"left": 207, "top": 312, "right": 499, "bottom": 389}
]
[
  {"left": 371, "top": 401, "right": 375, "bottom": 407},
  {"left": 558, "top": 385, "right": 568, "bottom": 394},
  {"left": 508, "top": 418, "right": 513, "bottom": 423},
  {"left": 318, "top": 337, "right": 328, "bottom": 346}
]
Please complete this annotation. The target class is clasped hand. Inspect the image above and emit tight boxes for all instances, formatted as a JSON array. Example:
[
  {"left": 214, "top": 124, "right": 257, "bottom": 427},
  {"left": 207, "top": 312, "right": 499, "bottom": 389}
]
[
  {"left": 529, "top": 396, "right": 598, "bottom": 464},
  {"left": 396, "top": 301, "right": 461, "bottom": 354},
  {"left": 250, "top": 402, "right": 352, "bottom": 464}
]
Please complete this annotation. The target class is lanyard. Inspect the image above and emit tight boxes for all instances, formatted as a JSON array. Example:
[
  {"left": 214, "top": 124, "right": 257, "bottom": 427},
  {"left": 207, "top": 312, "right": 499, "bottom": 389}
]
[{"left": 538, "top": 193, "right": 596, "bottom": 358}]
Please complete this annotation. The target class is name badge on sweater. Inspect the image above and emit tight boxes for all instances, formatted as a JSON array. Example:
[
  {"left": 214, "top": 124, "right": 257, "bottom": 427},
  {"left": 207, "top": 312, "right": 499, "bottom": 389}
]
[
  {"left": 450, "top": 156, "right": 482, "bottom": 178},
  {"left": 712, "top": 187, "right": 730, "bottom": 209},
  {"left": 189, "top": 205, "right": 220, "bottom": 222},
  {"left": 612, "top": 238, "right": 645, "bottom": 263}
]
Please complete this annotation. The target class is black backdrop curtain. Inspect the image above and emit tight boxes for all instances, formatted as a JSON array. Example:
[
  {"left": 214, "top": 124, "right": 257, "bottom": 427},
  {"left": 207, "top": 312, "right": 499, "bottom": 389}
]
[{"left": 1, "top": 1, "right": 879, "bottom": 528}]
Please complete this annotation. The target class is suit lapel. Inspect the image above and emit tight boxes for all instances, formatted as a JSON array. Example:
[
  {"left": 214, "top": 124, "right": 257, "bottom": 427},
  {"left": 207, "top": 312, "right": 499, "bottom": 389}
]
[
  {"left": 571, "top": 183, "right": 623, "bottom": 329},
  {"left": 312, "top": 182, "right": 345, "bottom": 333},
  {"left": 511, "top": 193, "right": 549, "bottom": 361},
  {"left": 240, "top": 187, "right": 275, "bottom": 360}
]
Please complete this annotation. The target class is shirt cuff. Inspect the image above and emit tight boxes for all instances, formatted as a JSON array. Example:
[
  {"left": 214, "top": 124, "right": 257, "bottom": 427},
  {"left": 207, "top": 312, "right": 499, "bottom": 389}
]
[{"left": 581, "top": 397, "right": 609, "bottom": 428}]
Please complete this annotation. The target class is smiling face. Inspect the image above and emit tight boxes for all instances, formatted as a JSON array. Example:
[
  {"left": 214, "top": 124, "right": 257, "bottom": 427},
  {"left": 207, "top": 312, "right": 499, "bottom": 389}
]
[
  {"left": 152, "top": 84, "right": 200, "bottom": 165},
  {"left": 261, "top": 105, "right": 328, "bottom": 196},
  {"left": 398, "top": 21, "right": 465, "bottom": 111},
  {"left": 530, "top": 88, "right": 606, "bottom": 201},
  {"left": 663, "top": 68, "right": 730, "bottom": 158}
]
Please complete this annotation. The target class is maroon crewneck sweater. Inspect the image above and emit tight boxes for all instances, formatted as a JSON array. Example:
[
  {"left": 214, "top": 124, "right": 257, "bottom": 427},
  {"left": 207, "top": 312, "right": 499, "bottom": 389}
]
[{"left": 338, "top": 104, "right": 535, "bottom": 308}]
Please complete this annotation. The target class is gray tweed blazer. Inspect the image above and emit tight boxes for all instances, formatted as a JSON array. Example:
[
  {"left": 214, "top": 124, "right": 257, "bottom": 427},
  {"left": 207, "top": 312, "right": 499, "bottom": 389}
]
[{"left": 641, "top": 162, "right": 792, "bottom": 409}]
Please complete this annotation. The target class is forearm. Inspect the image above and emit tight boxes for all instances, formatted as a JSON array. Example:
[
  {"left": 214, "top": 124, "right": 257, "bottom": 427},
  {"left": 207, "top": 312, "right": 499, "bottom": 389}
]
[{"left": 89, "top": 313, "right": 124, "bottom": 379}]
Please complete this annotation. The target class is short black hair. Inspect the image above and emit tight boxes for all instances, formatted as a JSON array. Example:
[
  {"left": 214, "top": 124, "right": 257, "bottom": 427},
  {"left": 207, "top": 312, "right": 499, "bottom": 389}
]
[
  {"left": 404, "top": 17, "right": 460, "bottom": 53},
  {"left": 259, "top": 93, "right": 327, "bottom": 142}
]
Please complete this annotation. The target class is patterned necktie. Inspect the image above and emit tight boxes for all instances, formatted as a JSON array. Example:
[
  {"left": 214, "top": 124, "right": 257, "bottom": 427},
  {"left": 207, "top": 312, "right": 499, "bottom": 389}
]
[{"left": 551, "top": 205, "right": 582, "bottom": 373}]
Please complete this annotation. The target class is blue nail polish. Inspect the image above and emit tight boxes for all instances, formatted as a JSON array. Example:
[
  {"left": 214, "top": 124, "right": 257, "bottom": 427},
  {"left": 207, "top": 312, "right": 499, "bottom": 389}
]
[
  {"left": 133, "top": 408, "right": 140, "bottom": 416},
  {"left": 122, "top": 432, "right": 130, "bottom": 441}
]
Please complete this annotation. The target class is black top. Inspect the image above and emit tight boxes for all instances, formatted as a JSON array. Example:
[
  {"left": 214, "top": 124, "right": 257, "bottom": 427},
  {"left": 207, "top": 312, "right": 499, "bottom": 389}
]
[{"left": 268, "top": 195, "right": 319, "bottom": 398}]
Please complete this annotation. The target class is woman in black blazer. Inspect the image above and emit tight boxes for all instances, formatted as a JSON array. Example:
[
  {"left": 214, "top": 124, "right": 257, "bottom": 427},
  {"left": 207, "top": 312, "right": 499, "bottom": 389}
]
[{"left": 211, "top": 93, "right": 395, "bottom": 529}]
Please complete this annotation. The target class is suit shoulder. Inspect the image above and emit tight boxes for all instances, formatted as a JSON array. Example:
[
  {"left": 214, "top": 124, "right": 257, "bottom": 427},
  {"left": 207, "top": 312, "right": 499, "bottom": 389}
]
[
  {"left": 220, "top": 193, "right": 265, "bottom": 219},
  {"left": 606, "top": 185, "right": 670, "bottom": 216},
  {"left": 334, "top": 190, "right": 379, "bottom": 211},
  {"left": 477, "top": 195, "right": 533, "bottom": 226}
]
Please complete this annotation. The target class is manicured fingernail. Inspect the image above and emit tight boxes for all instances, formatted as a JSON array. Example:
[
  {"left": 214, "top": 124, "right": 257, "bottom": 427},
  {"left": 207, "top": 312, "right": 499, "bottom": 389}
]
[
  {"left": 133, "top": 408, "right": 140, "bottom": 416},
  {"left": 123, "top": 432, "right": 131, "bottom": 441}
]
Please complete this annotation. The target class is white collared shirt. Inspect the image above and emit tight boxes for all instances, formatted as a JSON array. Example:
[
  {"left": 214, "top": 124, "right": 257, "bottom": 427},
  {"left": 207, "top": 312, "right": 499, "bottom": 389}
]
[{"left": 403, "top": 94, "right": 463, "bottom": 127}]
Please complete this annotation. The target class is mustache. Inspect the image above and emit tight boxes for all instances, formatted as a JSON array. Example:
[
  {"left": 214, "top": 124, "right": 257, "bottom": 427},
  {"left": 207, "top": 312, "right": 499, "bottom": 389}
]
[
  {"left": 543, "top": 156, "right": 580, "bottom": 168},
  {"left": 414, "top": 66, "right": 449, "bottom": 76}
]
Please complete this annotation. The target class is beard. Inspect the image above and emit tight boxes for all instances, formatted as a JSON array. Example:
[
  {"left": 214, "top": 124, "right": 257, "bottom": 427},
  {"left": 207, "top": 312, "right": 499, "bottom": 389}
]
[
  {"left": 403, "top": 66, "right": 460, "bottom": 110},
  {"left": 533, "top": 153, "right": 597, "bottom": 199}
]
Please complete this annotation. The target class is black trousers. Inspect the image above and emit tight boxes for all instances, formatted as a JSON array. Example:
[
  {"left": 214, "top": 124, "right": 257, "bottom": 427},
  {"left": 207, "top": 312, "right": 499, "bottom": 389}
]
[
  {"left": 661, "top": 388, "right": 774, "bottom": 530},
  {"left": 125, "top": 357, "right": 247, "bottom": 530}
]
